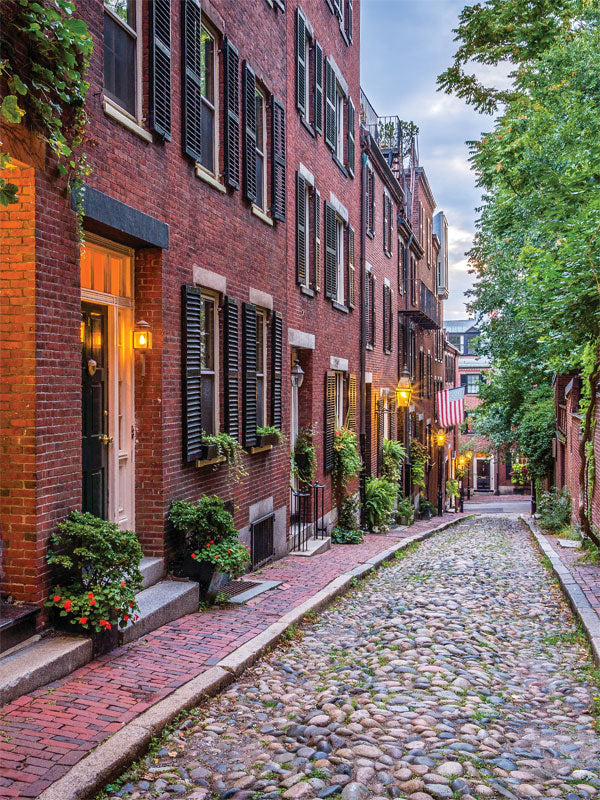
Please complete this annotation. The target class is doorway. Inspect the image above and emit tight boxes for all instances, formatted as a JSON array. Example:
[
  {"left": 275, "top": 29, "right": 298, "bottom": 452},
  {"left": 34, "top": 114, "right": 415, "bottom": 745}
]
[
  {"left": 477, "top": 458, "right": 491, "bottom": 491},
  {"left": 80, "top": 235, "right": 135, "bottom": 529}
]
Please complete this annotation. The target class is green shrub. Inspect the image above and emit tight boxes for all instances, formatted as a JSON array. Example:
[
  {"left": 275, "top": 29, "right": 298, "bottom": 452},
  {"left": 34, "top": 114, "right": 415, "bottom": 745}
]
[
  {"left": 410, "top": 438, "right": 428, "bottom": 489},
  {"left": 419, "top": 498, "right": 437, "bottom": 518},
  {"left": 538, "top": 488, "right": 571, "bottom": 532},
  {"left": 45, "top": 512, "right": 143, "bottom": 633},
  {"left": 292, "top": 427, "right": 317, "bottom": 486},
  {"left": 446, "top": 479, "right": 460, "bottom": 499},
  {"left": 364, "top": 477, "right": 396, "bottom": 533},
  {"left": 190, "top": 537, "right": 251, "bottom": 578},
  {"left": 397, "top": 496, "right": 414, "bottom": 525},
  {"left": 333, "top": 427, "right": 362, "bottom": 488},
  {"left": 169, "top": 495, "right": 238, "bottom": 551},
  {"left": 381, "top": 438, "right": 406, "bottom": 484},
  {"left": 331, "top": 527, "right": 364, "bottom": 544}
]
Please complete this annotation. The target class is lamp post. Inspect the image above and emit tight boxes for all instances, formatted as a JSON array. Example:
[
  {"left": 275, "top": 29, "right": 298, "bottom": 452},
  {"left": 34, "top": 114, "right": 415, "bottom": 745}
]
[
  {"left": 466, "top": 450, "right": 473, "bottom": 499},
  {"left": 458, "top": 454, "right": 466, "bottom": 513},
  {"left": 436, "top": 429, "right": 447, "bottom": 516},
  {"left": 395, "top": 369, "right": 414, "bottom": 500}
]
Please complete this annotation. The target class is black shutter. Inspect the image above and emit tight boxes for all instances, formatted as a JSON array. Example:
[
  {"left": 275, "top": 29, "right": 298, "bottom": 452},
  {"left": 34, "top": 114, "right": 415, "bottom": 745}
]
[
  {"left": 325, "top": 371, "right": 336, "bottom": 472},
  {"left": 314, "top": 188, "right": 321, "bottom": 292},
  {"left": 181, "top": 285, "right": 203, "bottom": 462},
  {"left": 377, "top": 399, "right": 384, "bottom": 475},
  {"left": 347, "top": 98, "right": 355, "bottom": 176},
  {"left": 348, "top": 374, "right": 357, "bottom": 432},
  {"left": 383, "top": 193, "right": 389, "bottom": 253},
  {"left": 365, "top": 270, "right": 371, "bottom": 347},
  {"left": 182, "top": 0, "right": 202, "bottom": 162},
  {"left": 367, "top": 169, "right": 375, "bottom": 234},
  {"left": 272, "top": 98, "right": 286, "bottom": 221},
  {"left": 324, "top": 201, "right": 337, "bottom": 299},
  {"left": 242, "top": 302, "right": 258, "bottom": 447},
  {"left": 149, "top": 0, "right": 171, "bottom": 140},
  {"left": 224, "top": 297, "right": 240, "bottom": 440},
  {"left": 271, "top": 312, "right": 283, "bottom": 429},
  {"left": 324, "top": 59, "right": 336, "bottom": 150},
  {"left": 383, "top": 285, "right": 389, "bottom": 353},
  {"left": 223, "top": 39, "right": 240, "bottom": 189},
  {"left": 347, "top": 225, "right": 355, "bottom": 309},
  {"left": 346, "top": 0, "right": 353, "bottom": 42},
  {"left": 314, "top": 41, "right": 323, "bottom": 134},
  {"left": 242, "top": 61, "right": 257, "bottom": 203},
  {"left": 274, "top": 0, "right": 285, "bottom": 9},
  {"left": 296, "top": 172, "right": 307, "bottom": 285},
  {"left": 295, "top": 9, "right": 306, "bottom": 115},
  {"left": 370, "top": 274, "right": 376, "bottom": 346}
]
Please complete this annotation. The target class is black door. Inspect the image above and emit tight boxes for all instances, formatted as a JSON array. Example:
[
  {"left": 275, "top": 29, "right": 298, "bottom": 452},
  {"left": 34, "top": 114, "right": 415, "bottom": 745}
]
[
  {"left": 477, "top": 459, "right": 490, "bottom": 491},
  {"left": 82, "top": 304, "right": 108, "bottom": 518}
]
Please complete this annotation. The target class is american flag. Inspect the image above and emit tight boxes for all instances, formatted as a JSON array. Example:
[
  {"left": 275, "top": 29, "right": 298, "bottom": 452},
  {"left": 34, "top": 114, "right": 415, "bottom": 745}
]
[{"left": 436, "top": 386, "right": 465, "bottom": 428}]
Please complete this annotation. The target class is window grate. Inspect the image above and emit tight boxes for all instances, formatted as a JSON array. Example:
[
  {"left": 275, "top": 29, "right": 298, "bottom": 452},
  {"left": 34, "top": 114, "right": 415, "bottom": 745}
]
[{"left": 251, "top": 512, "right": 274, "bottom": 569}]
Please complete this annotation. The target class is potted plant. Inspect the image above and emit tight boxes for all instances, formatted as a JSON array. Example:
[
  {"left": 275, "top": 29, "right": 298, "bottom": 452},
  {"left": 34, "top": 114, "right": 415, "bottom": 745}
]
[
  {"left": 331, "top": 494, "right": 363, "bottom": 543},
  {"left": 510, "top": 461, "right": 529, "bottom": 493},
  {"left": 200, "top": 431, "right": 248, "bottom": 483},
  {"left": 169, "top": 495, "right": 251, "bottom": 599},
  {"left": 410, "top": 439, "right": 429, "bottom": 491},
  {"left": 45, "top": 512, "right": 143, "bottom": 655},
  {"left": 333, "top": 427, "right": 362, "bottom": 490},
  {"left": 397, "top": 496, "right": 414, "bottom": 526},
  {"left": 292, "top": 427, "right": 317, "bottom": 487},
  {"left": 256, "top": 425, "right": 284, "bottom": 447},
  {"left": 364, "top": 476, "right": 396, "bottom": 533},
  {"left": 418, "top": 497, "right": 436, "bottom": 520}
]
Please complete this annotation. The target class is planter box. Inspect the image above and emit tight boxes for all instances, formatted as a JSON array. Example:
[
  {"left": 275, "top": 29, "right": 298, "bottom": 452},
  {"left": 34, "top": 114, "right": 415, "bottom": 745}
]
[
  {"left": 257, "top": 432, "right": 280, "bottom": 447},
  {"left": 201, "top": 443, "right": 220, "bottom": 461},
  {"left": 91, "top": 625, "right": 119, "bottom": 657},
  {"left": 180, "top": 555, "right": 228, "bottom": 600}
]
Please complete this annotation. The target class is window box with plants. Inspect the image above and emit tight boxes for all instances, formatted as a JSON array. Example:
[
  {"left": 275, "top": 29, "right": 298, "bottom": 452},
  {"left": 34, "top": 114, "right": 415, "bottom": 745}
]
[
  {"left": 45, "top": 512, "right": 144, "bottom": 656},
  {"left": 169, "top": 495, "right": 251, "bottom": 600},
  {"left": 198, "top": 431, "right": 248, "bottom": 480},
  {"left": 256, "top": 425, "right": 284, "bottom": 448}
]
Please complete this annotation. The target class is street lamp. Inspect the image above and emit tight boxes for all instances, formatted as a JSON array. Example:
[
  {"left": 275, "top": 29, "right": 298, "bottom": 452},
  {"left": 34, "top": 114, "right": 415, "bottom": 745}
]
[
  {"left": 436, "top": 429, "right": 447, "bottom": 516},
  {"left": 466, "top": 450, "right": 473, "bottom": 499},
  {"left": 290, "top": 360, "right": 304, "bottom": 388},
  {"left": 457, "top": 455, "right": 466, "bottom": 513},
  {"left": 395, "top": 370, "right": 414, "bottom": 499}
]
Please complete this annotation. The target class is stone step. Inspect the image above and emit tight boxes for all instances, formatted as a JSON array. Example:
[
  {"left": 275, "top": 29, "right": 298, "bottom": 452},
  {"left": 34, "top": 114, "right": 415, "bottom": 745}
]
[
  {"left": 119, "top": 579, "right": 199, "bottom": 645},
  {"left": 0, "top": 635, "right": 92, "bottom": 706},
  {"left": 139, "top": 556, "right": 165, "bottom": 589},
  {"left": 290, "top": 536, "right": 331, "bottom": 557}
]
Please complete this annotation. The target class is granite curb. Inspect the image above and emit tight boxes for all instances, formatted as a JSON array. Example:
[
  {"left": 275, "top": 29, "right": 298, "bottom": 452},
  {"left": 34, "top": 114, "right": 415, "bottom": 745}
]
[
  {"left": 37, "top": 514, "right": 472, "bottom": 800},
  {"left": 520, "top": 514, "right": 600, "bottom": 665}
]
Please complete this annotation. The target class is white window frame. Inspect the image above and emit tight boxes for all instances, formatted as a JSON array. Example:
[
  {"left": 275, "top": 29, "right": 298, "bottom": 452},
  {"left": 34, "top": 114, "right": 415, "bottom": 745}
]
[
  {"left": 383, "top": 398, "right": 390, "bottom": 440},
  {"left": 335, "top": 371, "right": 345, "bottom": 429},
  {"left": 200, "top": 291, "right": 219, "bottom": 435},
  {"left": 336, "top": 217, "right": 345, "bottom": 305},
  {"left": 335, "top": 86, "right": 344, "bottom": 162},
  {"left": 103, "top": 1, "right": 143, "bottom": 124},
  {"left": 256, "top": 309, "right": 268, "bottom": 427},
  {"left": 255, "top": 84, "right": 268, "bottom": 211},
  {"left": 303, "top": 183, "right": 311, "bottom": 287},
  {"left": 199, "top": 19, "right": 219, "bottom": 177},
  {"left": 304, "top": 36, "right": 311, "bottom": 123}
]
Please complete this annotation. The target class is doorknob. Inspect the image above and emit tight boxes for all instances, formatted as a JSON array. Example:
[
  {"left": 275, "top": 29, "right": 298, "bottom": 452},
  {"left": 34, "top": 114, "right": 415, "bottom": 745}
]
[{"left": 98, "top": 434, "right": 113, "bottom": 445}]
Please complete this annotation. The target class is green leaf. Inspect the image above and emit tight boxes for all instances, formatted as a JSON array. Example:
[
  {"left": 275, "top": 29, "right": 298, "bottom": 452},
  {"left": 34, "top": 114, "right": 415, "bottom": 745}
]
[{"left": 1, "top": 94, "right": 25, "bottom": 124}]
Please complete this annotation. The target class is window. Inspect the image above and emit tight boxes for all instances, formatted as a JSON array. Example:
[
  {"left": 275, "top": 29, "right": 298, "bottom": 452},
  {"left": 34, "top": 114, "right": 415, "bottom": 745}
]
[
  {"left": 410, "top": 256, "right": 417, "bottom": 306},
  {"left": 398, "top": 238, "right": 406, "bottom": 294},
  {"left": 335, "top": 371, "right": 345, "bottom": 428},
  {"left": 383, "top": 284, "right": 392, "bottom": 354},
  {"left": 296, "top": 173, "right": 319, "bottom": 290},
  {"left": 366, "top": 165, "right": 375, "bottom": 237},
  {"left": 445, "top": 353, "right": 456, "bottom": 383},
  {"left": 336, "top": 218, "right": 345, "bottom": 304},
  {"left": 200, "top": 23, "right": 217, "bottom": 173},
  {"left": 383, "top": 398, "right": 390, "bottom": 440},
  {"left": 366, "top": 270, "right": 375, "bottom": 347},
  {"left": 295, "top": 10, "right": 322, "bottom": 134},
  {"left": 256, "top": 310, "right": 267, "bottom": 426},
  {"left": 335, "top": 86, "right": 344, "bottom": 162},
  {"left": 104, "top": 1, "right": 139, "bottom": 117},
  {"left": 201, "top": 294, "right": 218, "bottom": 434},
  {"left": 461, "top": 373, "right": 481, "bottom": 395},
  {"left": 447, "top": 333, "right": 464, "bottom": 353},
  {"left": 255, "top": 86, "right": 267, "bottom": 210},
  {"left": 383, "top": 192, "right": 392, "bottom": 256}
]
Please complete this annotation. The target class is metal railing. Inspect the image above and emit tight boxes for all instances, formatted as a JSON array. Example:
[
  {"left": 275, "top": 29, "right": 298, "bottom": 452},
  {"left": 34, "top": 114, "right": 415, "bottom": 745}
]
[{"left": 290, "top": 483, "right": 328, "bottom": 551}]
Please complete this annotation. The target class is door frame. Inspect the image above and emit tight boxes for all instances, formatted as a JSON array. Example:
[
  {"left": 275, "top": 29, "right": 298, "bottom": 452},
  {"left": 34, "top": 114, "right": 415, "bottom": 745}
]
[{"left": 81, "top": 234, "right": 136, "bottom": 530}]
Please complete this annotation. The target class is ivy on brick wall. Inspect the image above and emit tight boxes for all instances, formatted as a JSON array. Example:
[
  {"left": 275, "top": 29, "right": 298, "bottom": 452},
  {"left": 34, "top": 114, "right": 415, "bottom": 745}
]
[{"left": 0, "top": 0, "right": 93, "bottom": 206}]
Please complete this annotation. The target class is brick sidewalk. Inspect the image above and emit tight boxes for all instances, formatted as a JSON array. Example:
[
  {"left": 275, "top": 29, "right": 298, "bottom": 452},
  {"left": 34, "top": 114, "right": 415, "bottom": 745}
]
[
  {"left": 544, "top": 532, "right": 600, "bottom": 617},
  {"left": 0, "top": 514, "right": 465, "bottom": 799}
]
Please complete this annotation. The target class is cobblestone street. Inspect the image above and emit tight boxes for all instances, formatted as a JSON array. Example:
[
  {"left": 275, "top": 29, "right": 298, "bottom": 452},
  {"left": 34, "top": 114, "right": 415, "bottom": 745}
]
[{"left": 104, "top": 517, "right": 600, "bottom": 800}]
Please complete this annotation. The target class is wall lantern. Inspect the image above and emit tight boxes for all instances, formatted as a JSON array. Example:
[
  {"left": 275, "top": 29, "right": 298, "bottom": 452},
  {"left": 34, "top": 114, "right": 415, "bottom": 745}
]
[
  {"left": 466, "top": 450, "right": 473, "bottom": 461},
  {"left": 291, "top": 360, "right": 304, "bottom": 389},
  {"left": 395, "top": 371, "right": 414, "bottom": 408},
  {"left": 133, "top": 320, "right": 152, "bottom": 350},
  {"left": 436, "top": 429, "right": 447, "bottom": 448},
  {"left": 458, "top": 455, "right": 466, "bottom": 468}
]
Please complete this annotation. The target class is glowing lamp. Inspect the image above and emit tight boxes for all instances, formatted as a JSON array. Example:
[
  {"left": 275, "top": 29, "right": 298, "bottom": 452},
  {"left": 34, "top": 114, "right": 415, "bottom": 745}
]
[
  {"left": 466, "top": 450, "right": 473, "bottom": 461},
  {"left": 436, "top": 430, "right": 447, "bottom": 448},
  {"left": 133, "top": 320, "right": 152, "bottom": 350},
  {"left": 458, "top": 455, "right": 466, "bottom": 468},
  {"left": 395, "top": 372, "right": 414, "bottom": 408}
]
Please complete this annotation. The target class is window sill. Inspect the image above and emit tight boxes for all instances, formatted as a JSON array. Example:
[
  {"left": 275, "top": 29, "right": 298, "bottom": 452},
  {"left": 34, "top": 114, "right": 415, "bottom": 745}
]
[
  {"left": 332, "top": 300, "right": 349, "bottom": 314},
  {"left": 300, "top": 285, "right": 315, "bottom": 298},
  {"left": 251, "top": 204, "right": 274, "bottom": 226},
  {"left": 300, "top": 116, "right": 316, "bottom": 138},
  {"left": 249, "top": 444, "right": 273, "bottom": 454},
  {"left": 195, "top": 455, "right": 226, "bottom": 468},
  {"left": 366, "top": 343, "right": 374, "bottom": 351},
  {"left": 366, "top": 230, "right": 374, "bottom": 240},
  {"left": 103, "top": 97, "right": 153, "bottom": 143},
  {"left": 195, "top": 164, "right": 227, "bottom": 194},
  {"left": 332, "top": 154, "right": 348, "bottom": 177}
]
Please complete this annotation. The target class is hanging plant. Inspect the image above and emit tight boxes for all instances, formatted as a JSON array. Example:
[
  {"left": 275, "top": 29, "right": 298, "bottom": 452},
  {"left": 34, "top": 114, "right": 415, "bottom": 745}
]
[
  {"left": 201, "top": 431, "right": 248, "bottom": 484},
  {"left": 292, "top": 427, "right": 317, "bottom": 487},
  {"left": 333, "top": 427, "right": 362, "bottom": 489},
  {"left": 410, "top": 438, "right": 429, "bottom": 490},
  {"left": 1, "top": 1, "right": 93, "bottom": 208}
]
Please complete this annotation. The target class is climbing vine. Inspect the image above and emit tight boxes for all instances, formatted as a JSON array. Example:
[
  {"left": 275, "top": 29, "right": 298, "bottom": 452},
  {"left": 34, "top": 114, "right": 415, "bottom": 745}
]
[{"left": 0, "top": 0, "right": 93, "bottom": 206}]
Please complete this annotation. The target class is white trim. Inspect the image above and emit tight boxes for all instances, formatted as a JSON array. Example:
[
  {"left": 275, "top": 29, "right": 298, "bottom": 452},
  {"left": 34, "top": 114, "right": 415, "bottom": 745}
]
[
  {"left": 365, "top": 262, "right": 373, "bottom": 273},
  {"left": 383, "top": 277, "right": 391, "bottom": 288},
  {"left": 249, "top": 288, "right": 273, "bottom": 310},
  {"left": 103, "top": 97, "right": 153, "bottom": 143},
  {"left": 256, "top": 309, "right": 268, "bottom": 428},
  {"left": 329, "top": 192, "right": 348, "bottom": 223},
  {"left": 255, "top": 84, "right": 268, "bottom": 211},
  {"left": 251, "top": 204, "right": 274, "bottom": 226},
  {"left": 200, "top": 18, "right": 219, "bottom": 176},
  {"left": 193, "top": 266, "right": 226, "bottom": 294},
  {"left": 299, "top": 163, "right": 315, "bottom": 187},
  {"left": 195, "top": 164, "right": 227, "bottom": 193},
  {"left": 328, "top": 55, "right": 348, "bottom": 95},
  {"left": 365, "top": 372, "right": 372, "bottom": 383},
  {"left": 330, "top": 356, "right": 348, "bottom": 372},
  {"left": 201, "top": 291, "right": 220, "bottom": 435},
  {"left": 288, "top": 328, "right": 315, "bottom": 349}
]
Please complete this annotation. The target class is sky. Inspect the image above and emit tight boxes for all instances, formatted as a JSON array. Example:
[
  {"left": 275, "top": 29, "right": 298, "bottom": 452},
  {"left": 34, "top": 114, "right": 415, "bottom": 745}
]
[{"left": 360, "top": 0, "right": 495, "bottom": 319}]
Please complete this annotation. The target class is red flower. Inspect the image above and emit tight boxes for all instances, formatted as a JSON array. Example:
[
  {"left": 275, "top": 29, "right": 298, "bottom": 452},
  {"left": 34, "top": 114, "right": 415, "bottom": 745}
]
[
  {"left": 53, "top": 595, "right": 61, "bottom": 603},
  {"left": 191, "top": 552, "right": 196, "bottom": 559},
  {"left": 105, "top": 622, "right": 112, "bottom": 630},
  {"left": 129, "top": 601, "right": 134, "bottom": 607},
  {"left": 79, "top": 617, "right": 87, "bottom": 625},
  {"left": 63, "top": 599, "right": 72, "bottom": 612},
  {"left": 123, "top": 614, "right": 129, "bottom": 622},
  {"left": 88, "top": 592, "right": 94, "bottom": 599},
  {"left": 90, "top": 599, "right": 96, "bottom": 607},
  {"left": 210, "top": 540, "right": 214, "bottom": 544},
  {"left": 215, "top": 555, "right": 219, "bottom": 559},
  {"left": 227, "top": 549, "right": 231, "bottom": 554},
  {"left": 99, "top": 619, "right": 108, "bottom": 627},
  {"left": 121, "top": 581, "right": 126, "bottom": 587}
]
